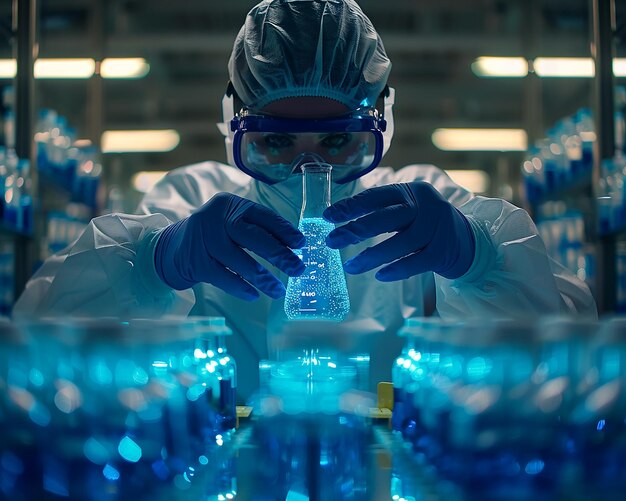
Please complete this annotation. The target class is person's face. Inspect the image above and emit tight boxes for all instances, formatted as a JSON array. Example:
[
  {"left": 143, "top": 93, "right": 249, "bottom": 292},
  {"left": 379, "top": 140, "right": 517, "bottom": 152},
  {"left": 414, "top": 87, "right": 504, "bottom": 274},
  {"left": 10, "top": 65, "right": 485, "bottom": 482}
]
[{"left": 231, "top": 96, "right": 383, "bottom": 184}]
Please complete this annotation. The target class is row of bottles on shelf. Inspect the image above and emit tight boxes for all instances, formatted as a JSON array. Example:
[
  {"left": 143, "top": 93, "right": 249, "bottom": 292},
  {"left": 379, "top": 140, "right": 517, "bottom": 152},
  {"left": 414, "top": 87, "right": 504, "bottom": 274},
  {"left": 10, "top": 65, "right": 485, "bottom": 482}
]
[
  {"left": 44, "top": 205, "right": 90, "bottom": 258},
  {"left": 522, "top": 106, "right": 596, "bottom": 203},
  {"left": 536, "top": 204, "right": 626, "bottom": 313},
  {"left": 0, "top": 88, "right": 32, "bottom": 235},
  {"left": 391, "top": 316, "right": 626, "bottom": 500},
  {"left": 534, "top": 202, "right": 596, "bottom": 294},
  {"left": 34, "top": 109, "right": 102, "bottom": 209},
  {"left": 0, "top": 148, "right": 33, "bottom": 235},
  {"left": 597, "top": 86, "right": 626, "bottom": 234},
  {"left": 0, "top": 316, "right": 237, "bottom": 499},
  {"left": 521, "top": 85, "right": 626, "bottom": 238},
  {"left": 2, "top": 86, "right": 102, "bottom": 211},
  {"left": 0, "top": 241, "right": 13, "bottom": 316}
]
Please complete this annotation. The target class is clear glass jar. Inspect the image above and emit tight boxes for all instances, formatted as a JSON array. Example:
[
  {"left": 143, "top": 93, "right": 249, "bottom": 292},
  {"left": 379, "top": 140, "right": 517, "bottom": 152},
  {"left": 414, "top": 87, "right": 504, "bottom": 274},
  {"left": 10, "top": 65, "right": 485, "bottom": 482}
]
[
  {"left": 262, "top": 320, "right": 367, "bottom": 414},
  {"left": 185, "top": 316, "right": 237, "bottom": 445},
  {"left": 0, "top": 318, "right": 35, "bottom": 499},
  {"left": 284, "top": 162, "right": 350, "bottom": 321},
  {"left": 444, "top": 319, "right": 542, "bottom": 493},
  {"left": 413, "top": 319, "right": 460, "bottom": 461},
  {"left": 573, "top": 317, "right": 626, "bottom": 492}
]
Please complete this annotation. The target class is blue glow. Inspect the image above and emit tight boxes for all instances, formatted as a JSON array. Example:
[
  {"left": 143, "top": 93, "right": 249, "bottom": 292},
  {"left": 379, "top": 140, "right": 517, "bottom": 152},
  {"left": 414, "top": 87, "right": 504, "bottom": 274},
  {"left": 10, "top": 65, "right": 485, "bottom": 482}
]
[
  {"left": 91, "top": 360, "right": 113, "bottom": 385},
  {"left": 103, "top": 464, "right": 120, "bottom": 481},
  {"left": 597, "top": 419, "right": 606, "bottom": 431},
  {"left": 29, "top": 368, "right": 44, "bottom": 387},
  {"left": 524, "top": 459, "right": 545, "bottom": 475},
  {"left": 466, "top": 357, "right": 493, "bottom": 378},
  {"left": 151, "top": 460, "right": 169, "bottom": 480},
  {"left": 43, "top": 474, "right": 69, "bottom": 497},
  {"left": 360, "top": 98, "right": 370, "bottom": 107},
  {"left": 84, "top": 437, "right": 109, "bottom": 464},
  {"left": 118, "top": 436, "right": 142, "bottom": 463},
  {"left": 152, "top": 360, "right": 169, "bottom": 369},
  {"left": 29, "top": 402, "right": 51, "bottom": 427},
  {"left": 284, "top": 218, "right": 350, "bottom": 321},
  {"left": 199, "top": 455, "right": 209, "bottom": 465},
  {"left": 1, "top": 452, "right": 23, "bottom": 475},
  {"left": 186, "top": 384, "right": 205, "bottom": 401},
  {"left": 174, "top": 474, "right": 191, "bottom": 491},
  {"left": 132, "top": 367, "right": 149, "bottom": 385}
]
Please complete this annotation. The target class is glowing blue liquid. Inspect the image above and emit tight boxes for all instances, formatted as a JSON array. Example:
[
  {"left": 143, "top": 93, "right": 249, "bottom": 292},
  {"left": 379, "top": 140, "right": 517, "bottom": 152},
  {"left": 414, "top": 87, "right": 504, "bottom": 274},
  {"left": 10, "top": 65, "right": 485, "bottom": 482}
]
[{"left": 284, "top": 218, "right": 350, "bottom": 321}]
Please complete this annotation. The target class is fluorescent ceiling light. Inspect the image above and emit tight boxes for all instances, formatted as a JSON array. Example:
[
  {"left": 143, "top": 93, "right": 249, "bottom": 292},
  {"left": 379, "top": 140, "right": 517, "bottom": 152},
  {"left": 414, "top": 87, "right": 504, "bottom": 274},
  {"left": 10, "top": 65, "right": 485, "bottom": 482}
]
[
  {"left": 101, "top": 130, "right": 180, "bottom": 153},
  {"left": 472, "top": 56, "right": 626, "bottom": 78},
  {"left": 471, "top": 57, "right": 528, "bottom": 77},
  {"left": 100, "top": 58, "right": 150, "bottom": 79},
  {"left": 445, "top": 170, "right": 490, "bottom": 193},
  {"left": 132, "top": 171, "right": 168, "bottom": 193},
  {"left": 534, "top": 57, "right": 594, "bottom": 77},
  {"left": 34, "top": 58, "right": 95, "bottom": 79},
  {"left": 0, "top": 60, "right": 17, "bottom": 78},
  {"left": 614, "top": 59, "right": 626, "bottom": 77},
  {"left": 432, "top": 128, "right": 527, "bottom": 151}
]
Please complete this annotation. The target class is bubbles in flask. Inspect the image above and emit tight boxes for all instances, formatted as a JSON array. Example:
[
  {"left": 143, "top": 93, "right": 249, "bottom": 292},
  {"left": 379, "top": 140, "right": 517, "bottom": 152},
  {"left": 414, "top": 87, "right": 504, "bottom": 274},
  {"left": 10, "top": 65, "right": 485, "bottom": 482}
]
[
  {"left": 285, "top": 217, "right": 350, "bottom": 321},
  {"left": 284, "top": 162, "right": 350, "bottom": 321}
]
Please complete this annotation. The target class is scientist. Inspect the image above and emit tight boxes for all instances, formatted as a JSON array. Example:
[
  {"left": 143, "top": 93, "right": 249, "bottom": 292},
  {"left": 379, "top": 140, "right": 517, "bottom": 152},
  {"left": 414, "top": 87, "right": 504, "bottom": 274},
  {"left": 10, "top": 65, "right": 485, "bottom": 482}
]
[{"left": 15, "top": 0, "right": 596, "bottom": 399}]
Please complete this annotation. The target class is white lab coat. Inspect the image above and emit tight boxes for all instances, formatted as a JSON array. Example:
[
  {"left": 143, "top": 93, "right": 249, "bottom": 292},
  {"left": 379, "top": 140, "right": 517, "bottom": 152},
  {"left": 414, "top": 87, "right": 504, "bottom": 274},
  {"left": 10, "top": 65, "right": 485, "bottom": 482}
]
[{"left": 14, "top": 162, "right": 597, "bottom": 399}]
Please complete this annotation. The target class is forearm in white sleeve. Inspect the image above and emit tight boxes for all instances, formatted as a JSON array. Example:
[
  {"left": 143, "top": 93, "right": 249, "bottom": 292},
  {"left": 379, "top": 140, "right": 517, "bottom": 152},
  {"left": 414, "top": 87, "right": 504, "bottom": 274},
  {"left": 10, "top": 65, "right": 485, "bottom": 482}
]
[
  {"left": 435, "top": 196, "right": 597, "bottom": 319},
  {"left": 13, "top": 212, "right": 194, "bottom": 319}
]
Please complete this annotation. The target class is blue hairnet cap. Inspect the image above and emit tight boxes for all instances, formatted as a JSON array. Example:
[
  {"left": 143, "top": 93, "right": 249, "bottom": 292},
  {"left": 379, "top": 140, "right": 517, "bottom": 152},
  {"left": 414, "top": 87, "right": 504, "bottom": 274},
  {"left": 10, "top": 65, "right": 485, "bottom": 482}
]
[{"left": 228, "top": 0, "right": 392, "bottom": 111}]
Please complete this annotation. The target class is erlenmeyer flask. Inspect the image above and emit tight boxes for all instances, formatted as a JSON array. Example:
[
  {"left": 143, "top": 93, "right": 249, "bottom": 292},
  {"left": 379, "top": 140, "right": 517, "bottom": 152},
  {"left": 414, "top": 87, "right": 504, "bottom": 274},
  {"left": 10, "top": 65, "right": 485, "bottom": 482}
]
[{"left": 284, "top": 162, "right": 350, "bottom": 321}]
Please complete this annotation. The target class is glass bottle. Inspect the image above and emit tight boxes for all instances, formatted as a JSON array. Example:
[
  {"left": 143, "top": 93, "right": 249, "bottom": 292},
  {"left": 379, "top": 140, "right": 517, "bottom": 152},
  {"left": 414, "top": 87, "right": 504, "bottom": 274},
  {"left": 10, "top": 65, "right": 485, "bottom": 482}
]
[
  {"left": 186, "top": 317, "right": 237, "bottom": 445},
  {"left": 284, "top": 162, "right": 350, "bottom": 321}
]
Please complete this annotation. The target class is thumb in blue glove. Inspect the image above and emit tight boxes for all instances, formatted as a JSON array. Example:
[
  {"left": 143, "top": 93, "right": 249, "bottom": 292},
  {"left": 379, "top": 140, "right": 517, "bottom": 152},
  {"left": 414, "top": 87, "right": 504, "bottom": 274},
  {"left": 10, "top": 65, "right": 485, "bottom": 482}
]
[
  {"left": 323, "top": 182, "right": 475, "bottom": 281},
  {"left": 155, "top": 192, "right": 306, "bottom": 300}
]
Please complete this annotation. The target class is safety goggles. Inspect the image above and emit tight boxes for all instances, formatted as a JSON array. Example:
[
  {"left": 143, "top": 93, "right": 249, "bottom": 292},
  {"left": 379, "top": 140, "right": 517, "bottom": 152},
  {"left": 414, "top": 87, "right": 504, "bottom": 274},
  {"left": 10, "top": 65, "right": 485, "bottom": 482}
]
[{"left": 230, "top": 108, "right": 387, "bottom": 184}]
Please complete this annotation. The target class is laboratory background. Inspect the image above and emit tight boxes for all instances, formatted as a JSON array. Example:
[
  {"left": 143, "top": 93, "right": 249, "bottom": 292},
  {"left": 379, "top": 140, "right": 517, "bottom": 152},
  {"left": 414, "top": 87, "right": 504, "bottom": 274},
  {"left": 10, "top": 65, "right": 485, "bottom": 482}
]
[{"left": 1, "top": 0, "right": 626, "bottom": 499}]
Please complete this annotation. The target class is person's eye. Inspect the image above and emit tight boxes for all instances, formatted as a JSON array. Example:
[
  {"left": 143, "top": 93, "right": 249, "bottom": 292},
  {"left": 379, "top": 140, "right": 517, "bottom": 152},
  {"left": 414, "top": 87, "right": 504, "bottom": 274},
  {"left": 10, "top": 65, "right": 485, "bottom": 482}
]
[
  {"left": 320, "top": 133, "right": 352, "bottom": 149},
  {"left": 262, "top": 134, "right": 294, "bottom": 149}
]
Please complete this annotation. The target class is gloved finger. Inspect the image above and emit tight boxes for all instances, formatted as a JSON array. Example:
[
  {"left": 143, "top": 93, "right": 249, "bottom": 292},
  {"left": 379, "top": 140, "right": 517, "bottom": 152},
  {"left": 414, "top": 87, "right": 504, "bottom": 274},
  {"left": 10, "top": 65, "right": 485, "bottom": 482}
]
[
  {"left": 220, "top": 245, "right": 286, "bottom": 299},
  {"left": 343, "top": 232, "right": 417, "bottom": 274},
  {"left": 375, "top": 244, "right": 439, "bottom": 281},
  {"left": 326, "top": 204, "right": 413, "bottom": 248},
  {"left": 323, "top": 185, "right": 405, "bottom": 223},
  {"left": 199, "top": 259, "right": 260, "bottom": 301},
  {"left": 232, "top": 224, "right": 306, "bottom": 277},
  {"left": 243, "top": 204, "right": 305, "bottom": 249}
]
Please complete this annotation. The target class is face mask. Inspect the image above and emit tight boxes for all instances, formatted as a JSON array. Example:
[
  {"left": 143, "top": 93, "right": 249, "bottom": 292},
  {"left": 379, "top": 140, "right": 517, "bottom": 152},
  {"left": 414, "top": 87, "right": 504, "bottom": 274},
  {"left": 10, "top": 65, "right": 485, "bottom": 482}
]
[{"left": 253, "top": 173, "right": 359, "bottom": 226}]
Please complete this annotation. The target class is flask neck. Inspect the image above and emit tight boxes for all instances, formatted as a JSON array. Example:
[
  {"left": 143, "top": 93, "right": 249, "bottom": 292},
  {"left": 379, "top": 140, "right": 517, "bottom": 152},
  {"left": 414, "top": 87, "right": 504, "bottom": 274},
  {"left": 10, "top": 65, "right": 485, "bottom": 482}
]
[{"left": 301, "top": 164, "right": 332, "bottom": 219}]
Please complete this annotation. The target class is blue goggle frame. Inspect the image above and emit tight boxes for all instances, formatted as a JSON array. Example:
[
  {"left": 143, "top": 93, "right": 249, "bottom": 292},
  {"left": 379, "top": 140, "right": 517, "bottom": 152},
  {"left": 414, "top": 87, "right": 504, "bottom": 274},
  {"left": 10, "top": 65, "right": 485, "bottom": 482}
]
[{"left": 230, "top": 109, "right": 387, "bottom": 185}]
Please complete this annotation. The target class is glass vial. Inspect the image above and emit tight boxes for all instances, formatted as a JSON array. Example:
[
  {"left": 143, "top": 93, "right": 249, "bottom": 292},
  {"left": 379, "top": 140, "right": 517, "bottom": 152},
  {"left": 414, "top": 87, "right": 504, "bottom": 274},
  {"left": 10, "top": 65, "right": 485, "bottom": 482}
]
[{"left": 284, "top": 162, "right": 350, "bottom": 321}]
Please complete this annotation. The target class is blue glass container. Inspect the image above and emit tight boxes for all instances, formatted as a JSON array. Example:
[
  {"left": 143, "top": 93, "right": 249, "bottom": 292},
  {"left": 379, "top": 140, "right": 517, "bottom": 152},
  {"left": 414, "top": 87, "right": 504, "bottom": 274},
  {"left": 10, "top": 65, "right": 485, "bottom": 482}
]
[
  {"left": 185, "top": 317, "right": 237, "bottom": 446},
  {"left": 284, "top": 162, "right": 350, "bottom": 321}
]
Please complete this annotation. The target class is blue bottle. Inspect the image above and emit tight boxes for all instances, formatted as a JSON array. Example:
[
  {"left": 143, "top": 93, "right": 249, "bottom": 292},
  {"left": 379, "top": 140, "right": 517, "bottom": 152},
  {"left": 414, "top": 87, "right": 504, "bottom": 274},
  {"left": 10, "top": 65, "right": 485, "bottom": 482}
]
[
  {"left": 186, "top": 317, "right": 237, "bottom": 447},
  {"left": 284, "top": 162, "right": 350, "bottom": 321}
]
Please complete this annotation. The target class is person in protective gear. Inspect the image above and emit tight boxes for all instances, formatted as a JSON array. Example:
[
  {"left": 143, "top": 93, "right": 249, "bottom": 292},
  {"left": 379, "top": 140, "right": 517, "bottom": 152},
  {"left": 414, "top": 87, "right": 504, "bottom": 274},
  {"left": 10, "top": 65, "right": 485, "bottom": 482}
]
[{"left": 14, "top": 0, "right": 597, "bottom": 400}]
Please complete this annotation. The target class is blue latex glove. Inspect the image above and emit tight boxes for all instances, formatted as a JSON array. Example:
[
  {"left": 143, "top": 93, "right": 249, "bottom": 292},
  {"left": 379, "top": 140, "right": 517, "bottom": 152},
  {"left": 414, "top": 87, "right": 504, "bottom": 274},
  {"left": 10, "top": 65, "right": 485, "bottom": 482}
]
[
  {"left": 155, "top": 192, "right": 306, "bottom": 300},
  {"left": 324, "top": 182, "right": 475, "bottom": 281}
]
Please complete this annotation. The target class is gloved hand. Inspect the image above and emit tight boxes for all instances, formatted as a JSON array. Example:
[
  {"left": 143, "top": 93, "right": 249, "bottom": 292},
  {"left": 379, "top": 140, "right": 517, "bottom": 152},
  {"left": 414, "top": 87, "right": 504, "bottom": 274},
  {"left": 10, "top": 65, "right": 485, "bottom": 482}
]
[
  {"left": 154, "top": 192, "right": 306, "bottom": 300},
  {"left": 324, "top": 181, "right": 475, "bottom": 281}
]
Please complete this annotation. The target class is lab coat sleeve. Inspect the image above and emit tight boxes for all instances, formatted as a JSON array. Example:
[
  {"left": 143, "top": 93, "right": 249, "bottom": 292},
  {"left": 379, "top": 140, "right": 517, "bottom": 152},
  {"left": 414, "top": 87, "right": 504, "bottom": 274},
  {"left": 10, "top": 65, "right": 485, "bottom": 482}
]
[
  {"left": 13, "top": 212, "right": 195, "bottom": 318},
  {"left": 14, "top": 162, "right": 245, "bottom": 319},
  {"left": 391, "top": 165, "right": 597, "bottom": 318},
  {"left": 440, "top": 196, "right": 598, "bottom": 317}
]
